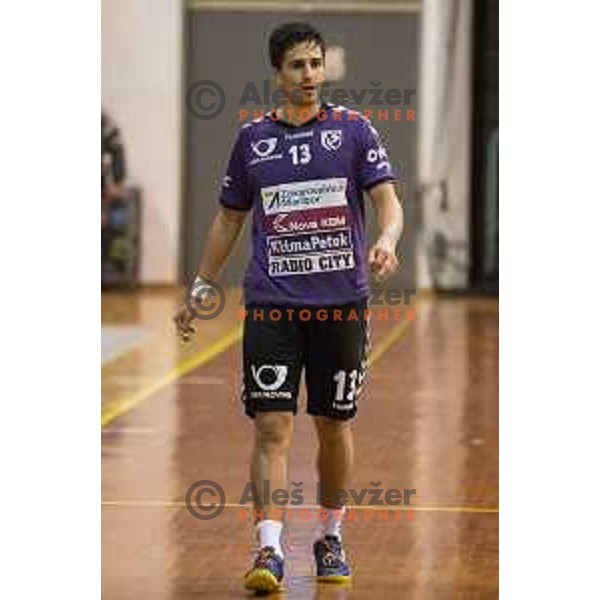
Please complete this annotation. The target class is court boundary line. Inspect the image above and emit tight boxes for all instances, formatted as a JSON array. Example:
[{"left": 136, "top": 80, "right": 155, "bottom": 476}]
[
  {"left": 101, "top": 324, "right": 243, "bottom": 427},
  {"left": 100, "top": 500, "right": 498, "bottom": 515},
  {"left": 367, "top": 318, "right": 413, "bottom": 367}
]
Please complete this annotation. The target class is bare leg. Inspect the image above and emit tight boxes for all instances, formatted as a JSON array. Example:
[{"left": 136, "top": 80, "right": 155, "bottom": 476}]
[
  {"left": 250, "top": 412, "right": 294, "bottom": 520},
  {"left": 314, "top": 417, "right": 354, "bottom": 510}
]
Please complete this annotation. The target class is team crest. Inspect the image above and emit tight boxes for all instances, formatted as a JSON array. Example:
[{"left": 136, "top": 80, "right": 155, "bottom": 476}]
[{"left": 320, "top": 129, "right": 342, "bottom": 152}]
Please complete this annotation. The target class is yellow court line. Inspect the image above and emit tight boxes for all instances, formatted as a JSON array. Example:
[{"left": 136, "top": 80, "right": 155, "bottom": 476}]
[
  {"left": 100, "top": 500, "right": 498, "bottom": 515},
  {"left": 101, "top": 323, "right": 243, "bottom": 428},
  {"left": 367, "top": 295, "right": 422, "bottom": 366},
  {"left": 367, "top": 319, "right": 413, "bottom": 367}
]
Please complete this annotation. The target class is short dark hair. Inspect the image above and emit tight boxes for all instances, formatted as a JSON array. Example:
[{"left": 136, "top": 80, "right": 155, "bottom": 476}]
[{"left": 268, "top": 22, "right": 326, "bottom": 70}]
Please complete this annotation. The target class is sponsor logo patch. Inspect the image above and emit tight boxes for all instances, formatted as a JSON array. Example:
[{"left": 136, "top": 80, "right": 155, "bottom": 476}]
[
  {"left": 249, "top": 364, "right": 292, "bottom": 400},
  {"left": 251, "top": 137, "right": 278, "bottom": 158},
  {"left": 261, "top": 178, "right": 348, "bottom": 215},
  {"left": 268, "top": 251, "right": 355, "bottom": 277},
  {"left": 267, "top": 230, "right": 352, "bottom": 257},
  {"left": 251, "top": 364, "right": 288, "bottom": 391},
  {"left": 367, "top": 146, "right": 388, "bottom": 163},
  {"left": 263, "top": 207, "right": 349, "bottom": 235}
]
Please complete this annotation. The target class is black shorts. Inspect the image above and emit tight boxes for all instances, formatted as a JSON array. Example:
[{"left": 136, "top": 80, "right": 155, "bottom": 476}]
[{"left": 241, "top": 298, "right": 371, "bottom": 420}]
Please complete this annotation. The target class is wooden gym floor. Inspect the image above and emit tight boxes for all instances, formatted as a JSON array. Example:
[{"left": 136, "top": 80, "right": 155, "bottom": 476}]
[{"left": 102, "top": 288, "right": 498, "bottom": 599}]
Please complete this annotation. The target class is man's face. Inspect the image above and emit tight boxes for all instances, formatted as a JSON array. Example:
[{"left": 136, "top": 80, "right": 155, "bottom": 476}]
[{"left": 276, "top": 41, "right": 325, "bottom": 106}]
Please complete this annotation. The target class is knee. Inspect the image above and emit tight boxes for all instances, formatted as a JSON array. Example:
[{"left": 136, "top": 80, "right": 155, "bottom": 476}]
[
  {"left": 255, "top": 413, "right": 293, "bottom": 453},
  {"left": 315, "top": 417, "right": 353, "bottom": 441}
]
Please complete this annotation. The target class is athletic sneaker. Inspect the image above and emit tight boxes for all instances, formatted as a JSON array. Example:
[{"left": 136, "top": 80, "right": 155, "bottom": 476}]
[
  {"left": 313, "top": 535, "right": 352, "bottom": 582},
  {"left": 243, "top": 546, "right": 284, "bottom": 593}
]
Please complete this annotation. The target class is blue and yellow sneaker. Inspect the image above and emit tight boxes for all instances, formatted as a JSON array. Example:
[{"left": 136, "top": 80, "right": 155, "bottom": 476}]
[
  {"left": 313, "top": 535, "right": 352, "bottom": 582},
  {"left": 243, "top": 546, "right": 284, "bottom": 594}
]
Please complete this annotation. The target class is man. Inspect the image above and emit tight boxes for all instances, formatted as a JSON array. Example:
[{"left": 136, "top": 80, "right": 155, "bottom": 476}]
[
  {"left": 174, "top": 22, "right": 404, "bottom": 594},
  {"left": 101, "top": 110, "right": 127, "bottom": 196},
  {"left": 101, "top": 110, "right": 130, "bottom": 280}
]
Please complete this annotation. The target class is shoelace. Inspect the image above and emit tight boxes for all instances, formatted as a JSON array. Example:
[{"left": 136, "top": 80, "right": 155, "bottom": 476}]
[
  {"left": 321, "top": 539, "right": 343, "bottom": 567},
  {"left": 254, "top": 547, "right": 277, "bottom": 567}
]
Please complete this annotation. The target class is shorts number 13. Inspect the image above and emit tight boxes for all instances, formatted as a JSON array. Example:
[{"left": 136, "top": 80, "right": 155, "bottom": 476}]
[{"left": 333, "top": 369, "right": 358, "bottom": 403}]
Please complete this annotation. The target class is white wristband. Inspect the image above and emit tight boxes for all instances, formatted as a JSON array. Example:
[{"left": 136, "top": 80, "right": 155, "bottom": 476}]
[{"left": 191, "top": 276, "right": 211, "bottom": 301}]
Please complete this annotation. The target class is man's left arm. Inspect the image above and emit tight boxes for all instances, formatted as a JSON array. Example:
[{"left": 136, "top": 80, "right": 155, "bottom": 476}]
[{"left": 367, "top": 181, "right": 405, "bottom": 282}]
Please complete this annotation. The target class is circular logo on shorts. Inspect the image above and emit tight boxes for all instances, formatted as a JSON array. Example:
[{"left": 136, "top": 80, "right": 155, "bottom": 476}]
[{"left": 251, "top": 364, "right": 288, "bottom": 391}]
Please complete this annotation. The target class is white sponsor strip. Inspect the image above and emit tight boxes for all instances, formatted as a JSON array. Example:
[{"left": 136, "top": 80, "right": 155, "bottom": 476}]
[
  {"left": 267, "top": 229, "right": 353, "bottom": 257},
  {"left": 261, "top": 177, "right": 348, "bottom": 215},
  {"left": 268, "top": 250, "right": 355, "bottom": 277}
]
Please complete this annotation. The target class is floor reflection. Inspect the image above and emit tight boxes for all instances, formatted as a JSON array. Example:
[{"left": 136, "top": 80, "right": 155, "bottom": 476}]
[{"left": 102, "top": 294, "right": 498, "bottom": 599}]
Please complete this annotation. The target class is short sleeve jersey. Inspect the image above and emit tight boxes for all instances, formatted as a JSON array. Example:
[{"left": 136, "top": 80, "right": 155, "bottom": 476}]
[{"left": 219, "top": 103, "right": 400, "bottom": 306}]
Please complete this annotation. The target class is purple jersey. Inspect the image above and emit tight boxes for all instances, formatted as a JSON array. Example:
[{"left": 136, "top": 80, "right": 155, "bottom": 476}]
[{"left": 219, "top": 103, "right": 399, "bottom": 306}]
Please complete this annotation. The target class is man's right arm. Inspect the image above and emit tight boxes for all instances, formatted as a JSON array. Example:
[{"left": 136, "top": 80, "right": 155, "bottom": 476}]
[
  {"left": 175, "top": 127, "right": 251, "bottom": 338},
  {"left": 195, "top": 206, "right": 248, "bottom": 281}
]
